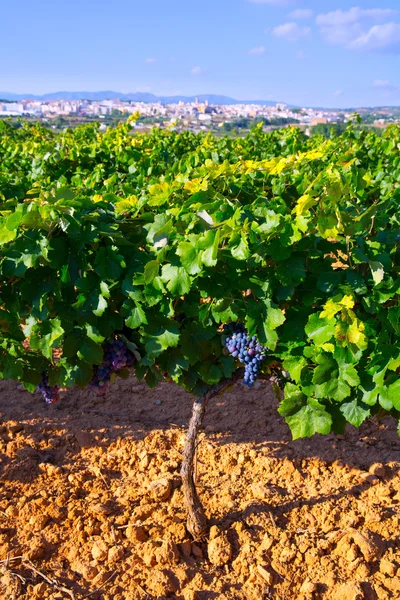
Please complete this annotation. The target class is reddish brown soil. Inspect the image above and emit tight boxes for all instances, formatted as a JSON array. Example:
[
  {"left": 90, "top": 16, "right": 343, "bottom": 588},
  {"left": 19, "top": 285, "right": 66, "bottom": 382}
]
[{"left": 0, "top": 377, "right": 400, "bottom": 600}]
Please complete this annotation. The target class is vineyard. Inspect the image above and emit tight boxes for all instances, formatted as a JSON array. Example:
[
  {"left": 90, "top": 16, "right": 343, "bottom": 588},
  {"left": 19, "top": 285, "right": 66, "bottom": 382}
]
[{"left": 0, "top": 118, "right": 399, "bottom": 599}]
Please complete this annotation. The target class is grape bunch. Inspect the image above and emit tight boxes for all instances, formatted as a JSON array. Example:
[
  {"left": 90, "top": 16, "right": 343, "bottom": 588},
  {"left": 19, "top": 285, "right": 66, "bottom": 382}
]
[
  {"left": 224, "top": 324, "right": 267, "bottom": 387},
  {"left": 89, "top": 339, "right": 136, "bottom": 396},
  {"left": 37, "top": 372, "right": 60, "bottom": 404}
]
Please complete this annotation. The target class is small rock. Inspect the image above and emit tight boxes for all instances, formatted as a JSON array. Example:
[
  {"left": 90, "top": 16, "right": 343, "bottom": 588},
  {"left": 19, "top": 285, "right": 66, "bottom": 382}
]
[
  {"left": 8, "top": 423, "right": 24, "bottom": 434},
  {"left": 155, "top": 540, "right": 179, "bottom": 564},
  {"left": 359, "top": 473, "right": 379, "bottom": 485},
  {"left": 149, "top": 478, "right": 172, "bottom": 501},
  {"left": 91, "top": 540, "right": 108, "bottom": 562},
  {"left": 81, "top": 565, "right": 98, "bottom": 580},
  {"left": 332, "top": 581, "right": 364, "bottom": 600},
  {"left": 380, "top": 557, "right": 397, "bottom": 577},
  {"left": 352, "top": 530, "right": 384, "bottom": 562},
  {"left": 139, "top": 451, "right": 150, "bottom": 469},
  {"left": 207, "top": 534, "right": 232, "bottom": 567},
  {"left": 33, "top": 582, "right": 47, "bottom": 595},
  {"left": 251, "top": 482, "right": 270, "bottom": 500},
  {"left": 257, "top": 564, "right": 273, "bottom": 585},
  {"left": 346, "top": 546, "right": 359, "bottom": 562},
  {"left": 141, "top": 542, "right": 157, "bottom": 567},
  {"left": 300, "top": 580, "right": 317, "bottom": 594},
  {"left": 5, "top": 506, "right": 19, "bottom": 518},
  {"left": 179, "top": 540, "right": 192, "bottom": 557},
  {"left": 209, "top": 525, "right": 220, "bottom": 540},
  {"left": 108, "top": 545, "right": 124, "bottom": 563},
  {"left": 74, "top": 431, "right": 92, "bottom": 448},
  {"left": 126, "top": 525, "right": 148, "bottom": 543},
  {"left": 369, "top": 463, "right": 386, "bottom": 478},
  {"left": 191, "top": 543, "right": 203, "bottom": 558}
]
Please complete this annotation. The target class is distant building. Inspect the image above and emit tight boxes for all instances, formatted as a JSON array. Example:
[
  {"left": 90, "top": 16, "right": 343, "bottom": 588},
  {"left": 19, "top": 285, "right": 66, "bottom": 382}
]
[{"left": 311, "top": 118, "right": 328, "bottom": 125}]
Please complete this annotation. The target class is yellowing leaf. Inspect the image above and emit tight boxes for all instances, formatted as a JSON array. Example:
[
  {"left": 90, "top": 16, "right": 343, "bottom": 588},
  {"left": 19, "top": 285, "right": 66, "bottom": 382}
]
[
  {"left": 184, "top": 178, "right": 208, "bottom": 193},
  {"left": 321, "top": 343, "right": 335, "bottom": 352},
  {"left": 293, "top": 194, "right": 318, "bottom": 216},
  {"left": 320, "top": 295, "right": 354, "bottom": 319},
  {"left": 320, "top": 299, "right": 342, "bottom": 320},
  {"left": 340, "top": 295, "right": 355, "bottom": 310}
]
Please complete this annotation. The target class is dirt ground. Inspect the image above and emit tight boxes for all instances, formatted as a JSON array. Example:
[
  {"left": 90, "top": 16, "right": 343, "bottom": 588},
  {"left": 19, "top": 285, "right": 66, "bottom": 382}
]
[{"left": 0, "top": 375, "right": 399, "bottom": 600}]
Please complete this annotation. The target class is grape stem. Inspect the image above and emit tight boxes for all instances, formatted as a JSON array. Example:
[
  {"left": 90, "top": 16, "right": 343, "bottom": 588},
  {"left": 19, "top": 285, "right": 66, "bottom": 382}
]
[{"left": 180, "top": 369, "right": 244, "bottom": 540}]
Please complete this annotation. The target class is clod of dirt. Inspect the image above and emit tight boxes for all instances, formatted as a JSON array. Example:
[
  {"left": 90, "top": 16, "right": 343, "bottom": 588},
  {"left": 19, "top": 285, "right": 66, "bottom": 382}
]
[
  {"left": 91, "top": 539, "right": 108, "bottom": 561},
  {"left": 149, "top": 478, "right": 172, "bottom": 501},
  {"left": 257, "top": 564, "right": 273, "bottom": 585},
  {"left": 369, "top": 463, "right": 386, "bottom": 478},
  {"left": 108, "top": 545, "right": 124, "bottom": 563},
  {"left": 331, "top": 581, "right": 364, "bottom": 600},
  {"left": 379, "top": 557, "right": 397, "bottom": 576},
  {"left": 207, "top": 533, "right": 232, "bottom": 566},
  {"left": 155, "top": 540, "right": 180, "bottom": 565},
  {"left": 0, "top": 566, "right": 23, "bottom": 599},
  {"left": 126, "top": 524, "right": 148, "bottom": 542},
  {"left": 351, "top": 530, "right": 385, "bottom": 562}
]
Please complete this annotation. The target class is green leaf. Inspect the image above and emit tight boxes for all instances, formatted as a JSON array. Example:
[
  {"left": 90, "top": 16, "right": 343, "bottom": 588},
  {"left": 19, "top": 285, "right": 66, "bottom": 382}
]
[
  {"left": 340, "top": 400, "right": 370, "bottom": 427},
  {"left": 266, "top": 307, "right": 286, "bottom": 330},
  {"left": 278, "top": 383, "right": 307, "bottom": 416},
  {"left": 176, "top": 242, "right": 203, "bottom": 275},
  {"left": 144, "top": 320, "right": 180, "bottom": 358},
  {"left": 161, "top": 264, "right": 191, "bottom": 296},
  {"left": 369, "top": 260, "right": 384, "bottom": 285},
  {"left": 93, "top": 295, "right": 107, "bottom": 317},
  {"left": 85, "top": 324, "right": 106, "bottom": 344},
  {"left": 77, "top": 339, "right": 103, "bottom": 365},
  {"left": 201, "top": 230, "right": 220, "bottom": 267},
  {"left": 230, "top": 234, "right": 250, "bottom": 260},
  {"left": 305, "top": 313, "right": 336, "bottom": 346},
  {"left": 282, "top": 356, "right": 308, "bottom": 383},
  {"left": 384, "top": 380, "right": 400, "bottom": 410},
  {"left": 144, "top": 260, "right": 159, "bottom": 284},
  {"left": 125, "top": 303, "right": 148, "bottom": 329},
  {"left": 286, "top": 402, "right": 332, "bottom": 440}
]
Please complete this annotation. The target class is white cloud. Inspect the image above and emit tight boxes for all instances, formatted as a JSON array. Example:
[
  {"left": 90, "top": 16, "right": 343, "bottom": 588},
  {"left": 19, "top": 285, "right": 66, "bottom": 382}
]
[
  {"left": 316, "top": 8, "right": 398, "bottom": 27},
  {"left": 373, "top": 79, "right": 399, "bottom": 91},
  {"left": 316, "top": 7, "right": 400, "bottom": 52},
  {"left": 349, "top": 22, "right": 400, "bottom": 51},
  {"left": 273, "top": 22, "right": 311, "bottom": 42},
  {"left": 145, "top": 58, "right": 156, "bottom": 64},
  {"left": 191, "top": 66, "right": 207, "bottom": 76},
  {"left": 289, "top": 9, "right": 313, "bottom": 20},
  {"left": 248, "top": 45, "right": 266, "bottom": 55},
  {"left": 334, "top": 89, "right": 343, "bottom": 96}
]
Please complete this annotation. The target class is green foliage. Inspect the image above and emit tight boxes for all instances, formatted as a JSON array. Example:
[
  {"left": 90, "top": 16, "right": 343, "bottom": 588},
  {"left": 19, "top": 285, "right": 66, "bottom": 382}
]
[{"left": 0, "top": 119, "right": 399, "bottom": 438}]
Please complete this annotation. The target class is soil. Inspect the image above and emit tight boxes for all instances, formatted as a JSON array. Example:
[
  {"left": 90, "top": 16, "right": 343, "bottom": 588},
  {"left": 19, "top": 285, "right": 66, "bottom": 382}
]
[{"left": 0, "top": 376, "right": 400, "bottom": 600}]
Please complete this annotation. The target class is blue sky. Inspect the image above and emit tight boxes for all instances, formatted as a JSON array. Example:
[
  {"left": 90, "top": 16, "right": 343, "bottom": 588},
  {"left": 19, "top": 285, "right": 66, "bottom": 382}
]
[{"left": 1, "top": 0, "right": 399, "bottom": 107}]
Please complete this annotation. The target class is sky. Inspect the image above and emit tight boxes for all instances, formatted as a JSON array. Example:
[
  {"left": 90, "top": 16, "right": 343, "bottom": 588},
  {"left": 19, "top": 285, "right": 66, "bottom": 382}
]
[{"left": 1, "top": 0, "right": 399, "bottom": 107}]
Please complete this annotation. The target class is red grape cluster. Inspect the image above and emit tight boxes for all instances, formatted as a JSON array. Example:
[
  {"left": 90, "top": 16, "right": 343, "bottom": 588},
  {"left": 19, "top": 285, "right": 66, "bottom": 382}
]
[
  {"left": 37, "top": 372, "right": 60, "bottom": 404},
  {"left": 224, "top": 324, "right": 267, "bottom": 387},
  {"left": 89, "top": 339, "right": 136, "bottom": 396}
]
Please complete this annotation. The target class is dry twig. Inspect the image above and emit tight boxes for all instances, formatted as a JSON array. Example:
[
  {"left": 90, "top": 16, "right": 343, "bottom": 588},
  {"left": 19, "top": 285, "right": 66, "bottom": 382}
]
[
  {"left": 22, "top": 560, "right": 75, "bottom": 599},
  {"left": 80, "top": 570, "right": 118, "bottom": 599}
]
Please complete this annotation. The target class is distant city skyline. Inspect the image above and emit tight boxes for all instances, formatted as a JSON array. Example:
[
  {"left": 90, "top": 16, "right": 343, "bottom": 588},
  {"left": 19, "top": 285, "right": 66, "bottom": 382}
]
[{"left": 1, "top": 0, "right": 399, "bottom": 108}]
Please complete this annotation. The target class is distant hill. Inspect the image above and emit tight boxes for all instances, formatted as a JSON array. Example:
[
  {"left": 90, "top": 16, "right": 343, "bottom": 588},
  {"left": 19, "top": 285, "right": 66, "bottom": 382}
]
[{"left": 0, "top": 91, "right": 279, "bottom": 106}]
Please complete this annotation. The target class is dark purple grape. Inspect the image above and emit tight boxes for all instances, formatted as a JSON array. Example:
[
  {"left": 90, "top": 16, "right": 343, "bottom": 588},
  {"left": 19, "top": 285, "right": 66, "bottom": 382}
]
[
  {"left": 223, "top": 324, "right": 268, "bottom": 387},
  {"left": 37, "top": 373, "right": 60, "bottom": 404}
]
